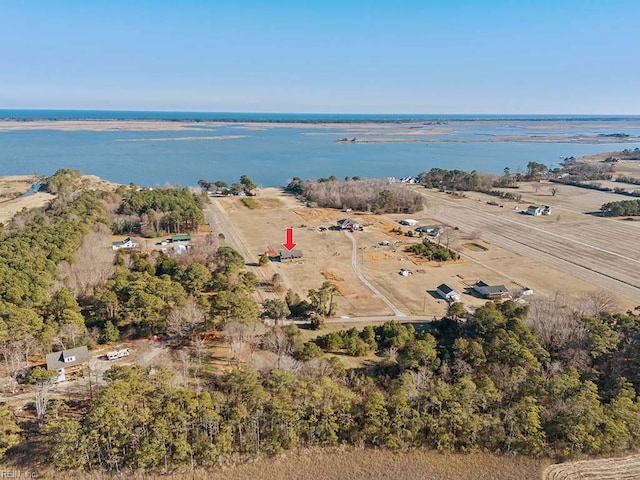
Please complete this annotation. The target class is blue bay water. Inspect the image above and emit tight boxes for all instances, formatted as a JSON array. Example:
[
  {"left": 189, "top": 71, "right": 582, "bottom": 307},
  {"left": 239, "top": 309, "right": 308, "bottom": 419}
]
[{"left": 1, "top": 111, "right": 640, "bottom": 187}]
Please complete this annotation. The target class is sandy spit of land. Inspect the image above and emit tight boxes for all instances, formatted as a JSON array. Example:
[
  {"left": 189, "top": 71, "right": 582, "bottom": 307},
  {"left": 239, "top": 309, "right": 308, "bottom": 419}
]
[
  {"left": 0, "top": 175, "right": 53, "bottom": 224},
  {"left": 3, "top": 118, "right": 640, "bottom": 135},
  {"left": 115, "top": 135, "right": 247, "bottom": 142},
  {"left": 0, "top": 174, "right": 120, "bottom": 225}
]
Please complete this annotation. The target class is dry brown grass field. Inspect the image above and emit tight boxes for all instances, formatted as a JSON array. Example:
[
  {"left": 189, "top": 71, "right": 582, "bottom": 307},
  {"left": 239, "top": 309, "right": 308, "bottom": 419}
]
[
  {"left": 21, "top": 448, "right": 550, "bottom": 480},
  {"left": 206, "top": 182, "right": 640, "bottom": 320}
]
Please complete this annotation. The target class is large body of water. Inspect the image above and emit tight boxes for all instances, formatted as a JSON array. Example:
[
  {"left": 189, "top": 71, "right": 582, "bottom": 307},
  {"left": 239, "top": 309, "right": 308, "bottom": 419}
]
[{"left": 1, "top": 110, "right": 640, "bottom": 187}]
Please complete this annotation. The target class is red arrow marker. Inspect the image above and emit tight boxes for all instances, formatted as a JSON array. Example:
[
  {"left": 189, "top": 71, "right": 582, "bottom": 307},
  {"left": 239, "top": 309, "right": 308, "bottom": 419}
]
[{"left": 282, "top": 227, "right": 297, "bottom": 251}]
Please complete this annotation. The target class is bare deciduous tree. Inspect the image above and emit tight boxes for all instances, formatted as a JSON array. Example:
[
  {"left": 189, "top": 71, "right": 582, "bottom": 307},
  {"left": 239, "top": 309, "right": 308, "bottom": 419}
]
[
  {"left": 525, "top": 294, "right": 590, "bottom": 369},
  {"left": 223, "top": 322, "right": 251, "bottom": 366},
  {"left": 166, "top": 301, "right": 206, "bottom": 341},
  {"left": 57, "top": 223, "right": 116, "bottom": 296},
  {"left": 574, "top": 290, "right": 618, "bottom": 317},
  {"left": 176, "top": 350, "right": 191, "bottom": 387},
  {"left": 301, "top": 179, "right": 424, "bottom": 213}
]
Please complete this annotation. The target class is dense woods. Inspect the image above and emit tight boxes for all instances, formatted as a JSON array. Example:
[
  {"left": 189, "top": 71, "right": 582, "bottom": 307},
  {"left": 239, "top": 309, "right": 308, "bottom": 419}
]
[
  {"left": 117, "top": 187, "right": 206, "bottom": 235},
  {"left": 418, "top": 168, "right": 493, "bottom": 191},
  {"left": 39, "top": 301, "right": 640, "bottom": 471},
  {"left": 286, "top": 177, "right": 424, "bottom": 213}
]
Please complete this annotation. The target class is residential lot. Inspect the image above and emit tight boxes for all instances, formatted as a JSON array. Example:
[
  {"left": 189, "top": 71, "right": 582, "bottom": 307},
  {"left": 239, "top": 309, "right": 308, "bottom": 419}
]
[{"left": 205, "top": 182, "right": 640, "bottom": 318}]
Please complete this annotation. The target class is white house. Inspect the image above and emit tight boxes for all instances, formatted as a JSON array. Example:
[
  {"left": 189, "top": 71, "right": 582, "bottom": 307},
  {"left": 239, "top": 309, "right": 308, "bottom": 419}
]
[
  {"left": 525, "top": 205, "right": 543, "bottom": 216},
  {"left": 111, "top": 237, "right": 138, "bottom": 250},
  {"left": 399, "top": 219, "right": 419, "bottom": 226},
  {"left": 436, "top": 283, "right": 461, "bottom": 303},
  {"left": 337, "top": 218, "right": 360, "bottom": 230}
]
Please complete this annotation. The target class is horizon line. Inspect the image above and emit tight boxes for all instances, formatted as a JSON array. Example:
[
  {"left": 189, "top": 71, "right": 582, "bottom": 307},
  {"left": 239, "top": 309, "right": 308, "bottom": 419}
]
[{"left": 1, "top": 108, "right": 640, "bottom": 117}]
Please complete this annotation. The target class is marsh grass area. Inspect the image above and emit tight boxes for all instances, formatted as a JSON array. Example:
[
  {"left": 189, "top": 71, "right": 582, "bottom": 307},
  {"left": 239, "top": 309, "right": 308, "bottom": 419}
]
[{"left": 23, "top": 448, "right": 550, "bottom": 480}]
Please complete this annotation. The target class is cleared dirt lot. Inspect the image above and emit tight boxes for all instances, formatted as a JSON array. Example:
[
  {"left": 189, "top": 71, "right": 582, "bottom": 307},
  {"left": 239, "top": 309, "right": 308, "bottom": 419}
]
[{"left": 207, "top": 187, "right": 612, "bottom": 318}]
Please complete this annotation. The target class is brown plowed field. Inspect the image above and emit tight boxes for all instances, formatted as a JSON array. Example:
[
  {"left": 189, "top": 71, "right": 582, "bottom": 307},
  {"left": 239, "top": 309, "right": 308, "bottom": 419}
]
[
  {"left": 544, "top": 453, "right": 640, "bottom": 479},
  {"left": 419, "top": 184, "right": 640, "bottom": 308}
]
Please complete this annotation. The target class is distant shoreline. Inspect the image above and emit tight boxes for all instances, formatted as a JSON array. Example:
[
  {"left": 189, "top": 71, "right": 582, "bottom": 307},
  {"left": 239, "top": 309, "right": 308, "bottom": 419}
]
[
  {"left": 2, "top": 109, "right": 640, "bottom": 123},
  {"left": 2, "top": 118, "right": 640, "bottom": 143}
]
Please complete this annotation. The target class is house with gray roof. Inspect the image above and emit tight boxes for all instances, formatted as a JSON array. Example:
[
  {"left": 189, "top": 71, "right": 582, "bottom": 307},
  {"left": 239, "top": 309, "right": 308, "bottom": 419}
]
[
  {"left": 436, "top": 283, "right": 461, "bottom": 303},
  {"left": 46, "top": 346, "right": 90, "bottom": 382},
  {"left": 279, "top": 249, "right": 303, "bottom": 262},
  {"left": 473, "top": 281, "right": 511, "bottom": 300}
]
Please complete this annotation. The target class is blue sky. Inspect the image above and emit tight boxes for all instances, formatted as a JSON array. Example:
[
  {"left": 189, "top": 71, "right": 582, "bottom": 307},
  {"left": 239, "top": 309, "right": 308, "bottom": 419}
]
[{"left": 1, "top": 1, "right": 638, "bottom": 113}]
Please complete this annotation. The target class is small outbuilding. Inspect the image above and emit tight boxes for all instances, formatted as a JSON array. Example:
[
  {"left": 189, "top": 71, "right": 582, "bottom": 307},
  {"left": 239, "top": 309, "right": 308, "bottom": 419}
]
[
  {"left": 173, "top": 243, "right": 188, "bottom": 255},
  {"left": 171, "top": 234, "right": 191, "bottom": 242},
  {"left": 436, "top": 283, "right": 461, "bottom": 303}
]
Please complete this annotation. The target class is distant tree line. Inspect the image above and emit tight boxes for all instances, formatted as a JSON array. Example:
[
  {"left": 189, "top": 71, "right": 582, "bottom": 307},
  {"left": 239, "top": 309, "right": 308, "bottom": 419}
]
[
  {"left": 600, "top": 199, "right": 640, "bottom": 216},
  {"left": 615, "top": 175, "right": 640, "bottom": 186},
  {"left": 557, "top": 162, "right": 614, "bottom": 182},
  {"left": 418, "top": 168, "right": 493, "bottom": 191},
  {"left": 116, "top": 187, "right": 205, "bottom": 235},
  {"left": 198, "top": 175, "right": 257, "bottom": 196},
  {"left": 286, "top": 177, "right": 424, "bottom": 213}
]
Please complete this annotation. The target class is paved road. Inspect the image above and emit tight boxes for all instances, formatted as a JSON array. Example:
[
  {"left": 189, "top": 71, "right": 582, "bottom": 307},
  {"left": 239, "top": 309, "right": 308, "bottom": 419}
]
[
  {"left": 343, "top": 230, "right": 406, "bottom": 316},
  {"left": 327, "top": 315, "right": 432, "bottom": 324}
]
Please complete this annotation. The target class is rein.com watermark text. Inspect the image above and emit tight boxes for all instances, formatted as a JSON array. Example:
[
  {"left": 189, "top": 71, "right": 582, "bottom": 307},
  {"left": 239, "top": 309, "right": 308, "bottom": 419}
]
[{"left": 0, "top": 471, "right": 38, "bottom": 478}]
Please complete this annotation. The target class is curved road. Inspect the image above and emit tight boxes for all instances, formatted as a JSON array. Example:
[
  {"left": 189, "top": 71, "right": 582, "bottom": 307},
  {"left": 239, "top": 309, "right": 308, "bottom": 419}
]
[{"left": 343, "top": 230, "right": 406, "bottom": 317}]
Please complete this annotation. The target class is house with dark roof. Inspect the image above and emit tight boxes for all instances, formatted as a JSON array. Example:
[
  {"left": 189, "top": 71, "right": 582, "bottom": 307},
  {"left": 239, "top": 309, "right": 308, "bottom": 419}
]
[
  {"left": 337, "top": 218, "right": 360, "bottom": 230},
  {"left": 46, "top": 346, "right": 90, "bottom": 382},
  {"left": 525, "top": 205, "right": 543, "bottom": 216},
  {"left": 436, "top": 283, "right": 461, "bottom": 303},
  {"left": 279, "top": 249, "right": 303, "bottom": 262},
  {"left": 473, "top": 281, "right": 511, "bottom": 300}
]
